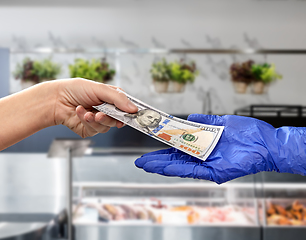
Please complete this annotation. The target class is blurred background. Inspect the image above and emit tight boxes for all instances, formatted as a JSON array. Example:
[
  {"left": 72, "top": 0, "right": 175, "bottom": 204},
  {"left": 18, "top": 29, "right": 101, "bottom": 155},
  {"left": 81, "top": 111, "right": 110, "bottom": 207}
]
[{"left": 0, "top": 0, "right": 306, "bottom": 239}]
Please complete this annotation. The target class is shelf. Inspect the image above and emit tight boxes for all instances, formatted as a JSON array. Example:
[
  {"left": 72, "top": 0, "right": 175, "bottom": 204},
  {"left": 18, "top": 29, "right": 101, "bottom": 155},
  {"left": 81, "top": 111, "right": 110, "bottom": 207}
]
[
  {"left": 234, "top": 105, "right": 306, "bottom": 117},
  {"left": 73, "top": 182, "right": 255, "bottom": 189},
  {"left": 9, "top": 48, "right": 306, "bottom": 55}
]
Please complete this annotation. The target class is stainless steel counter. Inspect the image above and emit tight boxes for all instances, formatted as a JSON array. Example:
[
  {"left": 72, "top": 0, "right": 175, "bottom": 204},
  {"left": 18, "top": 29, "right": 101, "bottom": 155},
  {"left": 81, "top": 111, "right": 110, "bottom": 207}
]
[
  {"left": 75, "top": 225, "right": 260, "bottom": 240},
  {"left": 0, "top": 153, "right": 66, "bottom": 239},
  {"left": 0, "top": 222, "right": 46, "bottom": 240}
]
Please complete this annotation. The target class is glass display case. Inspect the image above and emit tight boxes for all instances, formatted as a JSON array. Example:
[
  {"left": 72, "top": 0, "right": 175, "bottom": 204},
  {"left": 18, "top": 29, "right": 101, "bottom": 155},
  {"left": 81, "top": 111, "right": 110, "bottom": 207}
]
[
  {"left": 1, "top": 146, "right": 306, "bottom": 240},
  {"left": 70, "top": 153, "right": 260, "bottom": 240},
  {"left": 259, "top": 181, "right": 306, "bottom": 239},
  {"left": 67, "top": 151, "right": 306, "bottom": 240},
  {"left": 68, "top": 153, "right": 306, "bottom": 240},
  {"left": 73, "top": 182, "right": 257, "bottom": 226}
]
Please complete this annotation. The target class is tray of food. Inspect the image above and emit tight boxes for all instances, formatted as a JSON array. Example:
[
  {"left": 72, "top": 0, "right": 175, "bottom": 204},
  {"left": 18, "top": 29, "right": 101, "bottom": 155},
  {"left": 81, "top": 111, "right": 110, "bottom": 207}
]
[
  {"left": 73, "top": 198, "right": 256, "bottom": 226},
  {"left": 266, "top": 199, "right": 306, "bottom": 226}
]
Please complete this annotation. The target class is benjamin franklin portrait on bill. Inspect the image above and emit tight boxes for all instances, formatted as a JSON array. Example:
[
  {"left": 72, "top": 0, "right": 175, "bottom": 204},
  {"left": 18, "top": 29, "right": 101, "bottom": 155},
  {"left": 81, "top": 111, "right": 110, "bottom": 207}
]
[{"left": 124, "top": 109, "right": 162, "bottom": 133}]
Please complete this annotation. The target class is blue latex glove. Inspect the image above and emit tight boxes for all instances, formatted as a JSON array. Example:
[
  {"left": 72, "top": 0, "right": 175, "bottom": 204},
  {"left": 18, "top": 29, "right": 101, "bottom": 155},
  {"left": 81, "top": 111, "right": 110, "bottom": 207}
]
[{"left": 135, "top": 114, "right": 306, "bottom": 184}]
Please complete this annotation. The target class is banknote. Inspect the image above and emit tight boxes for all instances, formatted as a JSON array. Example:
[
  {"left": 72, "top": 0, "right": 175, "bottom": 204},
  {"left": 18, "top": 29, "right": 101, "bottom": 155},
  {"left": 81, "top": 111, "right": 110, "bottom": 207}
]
[{"left": 93, "top": 93, "right": 224, "bottom": 161}]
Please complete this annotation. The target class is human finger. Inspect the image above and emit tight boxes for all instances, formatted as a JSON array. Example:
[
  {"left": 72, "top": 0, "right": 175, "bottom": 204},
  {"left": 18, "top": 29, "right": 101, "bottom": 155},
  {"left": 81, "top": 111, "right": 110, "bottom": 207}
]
[
  {"left": 94, "top": 112, "right": 125, "bottom": 128},
  {"left": 76, "top": 106, "right": 100, "bottom": 137},
  {"left": 94, "top": 112, "right": 117, "bottom": 128},
  {"left": 94, "top": 84, "right": 138, "bottom": 113},
  {"left": 116, "top": 121, "right": 126, "bottom": 128},
  {"left": 83, "top": 111, "right": 112, "bottom": 134},
  {"left": 105, "top": 85, "right": 124, "bottom": 92},
  {"left": 76, "top": 105, "right": 113, "bottom": 137}
]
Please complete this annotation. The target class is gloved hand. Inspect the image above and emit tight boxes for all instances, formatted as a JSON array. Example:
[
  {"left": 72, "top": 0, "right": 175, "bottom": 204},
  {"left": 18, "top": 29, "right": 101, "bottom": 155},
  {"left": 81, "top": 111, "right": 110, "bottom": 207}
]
[{"left": 135, "top": 114, "right": 306, "bottom": 184}]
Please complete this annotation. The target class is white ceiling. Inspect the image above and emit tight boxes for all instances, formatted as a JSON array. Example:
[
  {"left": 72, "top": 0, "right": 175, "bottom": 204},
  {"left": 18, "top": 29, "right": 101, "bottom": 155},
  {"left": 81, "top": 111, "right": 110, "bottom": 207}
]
[
  {"left": 2, "top": 0, "right": 303, "bottom": 8},
  {"left": 0, "top": 0, "right": 185, "bottom": 7}
]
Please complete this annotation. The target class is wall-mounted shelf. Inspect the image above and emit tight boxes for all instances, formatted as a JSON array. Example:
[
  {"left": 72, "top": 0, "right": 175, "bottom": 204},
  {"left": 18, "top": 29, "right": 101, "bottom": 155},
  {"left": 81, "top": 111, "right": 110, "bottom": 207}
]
[{"left": 10, "top": 48, "right": 306, "bottom": 55}]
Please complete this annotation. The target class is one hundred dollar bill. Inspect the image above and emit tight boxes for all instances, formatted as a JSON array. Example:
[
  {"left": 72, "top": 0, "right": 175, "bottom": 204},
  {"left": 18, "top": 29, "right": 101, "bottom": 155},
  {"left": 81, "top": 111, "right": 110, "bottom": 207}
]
[{"left": 93, "top": 93, "right": 224, "bottom": 161}]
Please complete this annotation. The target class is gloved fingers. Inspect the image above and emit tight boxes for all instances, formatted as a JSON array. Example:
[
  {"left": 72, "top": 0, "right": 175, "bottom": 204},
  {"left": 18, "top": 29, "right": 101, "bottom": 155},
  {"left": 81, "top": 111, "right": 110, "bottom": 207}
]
[
  {"left": 142, "top": 159, "right": 200, "bottom": 175},
  {"left": 135, "top": 153, "right": 183, "bottom": 168},
  {"left": 162, "top": 163, "right": 214, "bottom": 181},
  {"left": 141, "top": 160, "right": 186, "bottom": 175},
  {"left": 135, "top": 152, "right": 198, "bottom": 169},
  {"left": 138, "top": 153, "right": 235, "bottom": 184},
  {"left": 163, "top": 163, "right": 228, "bottom": 184},
  {"left": 187, "top": 114, "right": 223, "bottom": 126}
]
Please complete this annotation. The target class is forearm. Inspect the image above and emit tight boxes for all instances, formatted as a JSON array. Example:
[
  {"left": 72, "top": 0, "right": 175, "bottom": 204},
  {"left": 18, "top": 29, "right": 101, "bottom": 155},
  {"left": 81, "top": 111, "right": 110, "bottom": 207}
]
[
  {"left": 0, "top": 81, "right": 58, "bottom": 151},
  {"left": 268, "top": 126, "right": 306, "bottom": 175}
]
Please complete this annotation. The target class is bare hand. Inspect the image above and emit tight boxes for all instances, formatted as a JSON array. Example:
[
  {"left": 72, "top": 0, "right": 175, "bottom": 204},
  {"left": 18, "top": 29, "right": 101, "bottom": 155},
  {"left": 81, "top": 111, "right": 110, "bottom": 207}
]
[{"left": 54, "top": 78, "right": 138, "bottom": 138}]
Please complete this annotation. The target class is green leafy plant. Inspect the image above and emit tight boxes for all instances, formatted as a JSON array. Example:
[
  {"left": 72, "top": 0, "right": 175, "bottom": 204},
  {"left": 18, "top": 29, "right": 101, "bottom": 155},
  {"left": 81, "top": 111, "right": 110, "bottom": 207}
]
[
  {"left": 168, "top": 59, "right": 198, "bottom": 84},
  {"left": 33, "top": 59, "right": 61, "bottom": 81},
  {"left": 229, "top": 60, "right": 254, "bottom": 84},
  {"left": 14, "top": 58, "right": 61, "bottom": 83},
  {"left": 150, "top": 58, "right": 170, "bottom": 82},
  {"left": 251, "top": 63, "right": 282, "bottom": 84},
  {"left": 13, "top": 57, "right": 40, "bottom": 83},
  {"left": 69, "top": 58, "right": 115, "bottom": 83}
]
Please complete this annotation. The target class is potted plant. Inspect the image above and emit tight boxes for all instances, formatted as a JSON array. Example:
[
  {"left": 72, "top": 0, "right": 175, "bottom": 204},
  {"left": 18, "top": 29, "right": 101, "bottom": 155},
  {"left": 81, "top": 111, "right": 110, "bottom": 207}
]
[
  {"left": 69, "top": 58, "right": 115, "bottom": 83},
  {"left": 229, "top": 60, "right": 254, "bottom": 94},
  {"left": 168, "top": 59, "right": 198, "bottom": 93},
  {"left": 13, "top": 57, "right": 40, "bottom": 89},
  {"left": 150, "top": 58, "right": 170, "bottom": 93},
  {"left": 34, "top": 59, "right": 61, "bottom": 82},
  {"left": 251, "top": 63, "right": 282, "bottom": 94},
  {"left": 14, "top": 58, "right": 62, "bottom": 89}
]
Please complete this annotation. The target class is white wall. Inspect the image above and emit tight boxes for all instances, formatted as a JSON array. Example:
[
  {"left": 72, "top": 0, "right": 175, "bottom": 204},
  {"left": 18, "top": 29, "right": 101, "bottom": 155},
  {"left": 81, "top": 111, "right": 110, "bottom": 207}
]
[{"left": 1, "top": 0, "right": 306, "bottom": 114}]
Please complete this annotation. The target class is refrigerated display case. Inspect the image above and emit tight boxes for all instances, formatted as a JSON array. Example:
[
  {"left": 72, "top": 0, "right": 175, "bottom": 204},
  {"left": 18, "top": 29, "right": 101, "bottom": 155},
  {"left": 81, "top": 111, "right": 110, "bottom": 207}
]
[
  {"left": 71, "top": 156, "right": 306, "bottom": 240},
  {"left": 1, "top": 146, "right": 306, "bottom": 240},
  {"left": 70, "top": 153, "right": 306, "bottom": 240},
  {"left": 71, "top": 178, "right": 260, "bottom": 240},
  {"left": 259, "top": 182, "right": 306, "bottom": 239},
  {"left": 73, "top": 141, "right": 260, "bottom": 240}
]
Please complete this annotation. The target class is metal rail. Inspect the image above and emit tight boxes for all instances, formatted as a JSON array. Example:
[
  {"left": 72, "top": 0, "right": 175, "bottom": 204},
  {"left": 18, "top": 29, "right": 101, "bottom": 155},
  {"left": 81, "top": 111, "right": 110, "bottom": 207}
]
[{"left": 234, "top": 105, "right": 306, "bottom": 117}]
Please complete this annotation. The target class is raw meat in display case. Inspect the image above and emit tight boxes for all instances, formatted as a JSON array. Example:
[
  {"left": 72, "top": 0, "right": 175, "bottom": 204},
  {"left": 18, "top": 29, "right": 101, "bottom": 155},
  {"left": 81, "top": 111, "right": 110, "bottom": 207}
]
[
  {"left": 73, "top": 201, "right": 255, "bottom": 225},
  {"left": 72, "top": 183, "right": 258, "bottom": 226},
  {"left": 266, "top": 199, "right": 306, "bottom": 226}
]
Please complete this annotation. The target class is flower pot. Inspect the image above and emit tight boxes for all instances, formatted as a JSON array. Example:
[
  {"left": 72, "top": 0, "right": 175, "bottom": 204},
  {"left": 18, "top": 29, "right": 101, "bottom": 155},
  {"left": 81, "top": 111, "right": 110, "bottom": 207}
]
[
  {"left": 252, "top": 81, "right": 266, "bottom": 94},
  {"left": 172, "top": 82, "right": 186, "bottom": 93},
  {"left": 233, "top": 82, "right": 248, "bottom": 94},
  {"left": 21, "top": 80, "right": 36, "bottom": 89},
  {"left": 153, "top": 80, "right": 169, "bottom": 93}
]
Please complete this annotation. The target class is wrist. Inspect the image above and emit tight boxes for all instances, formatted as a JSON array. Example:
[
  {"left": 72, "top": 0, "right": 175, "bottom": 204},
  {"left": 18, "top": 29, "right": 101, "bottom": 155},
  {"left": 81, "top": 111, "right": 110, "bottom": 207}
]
[
  {"left": 29, "top": 81, "right": 59, "bottom": 129},
  {"left": 52, "top": 79, "right": 76, "bottom": 126},
  {"left": 248, "top": 119, "right": 278, "bottom": 173}
]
